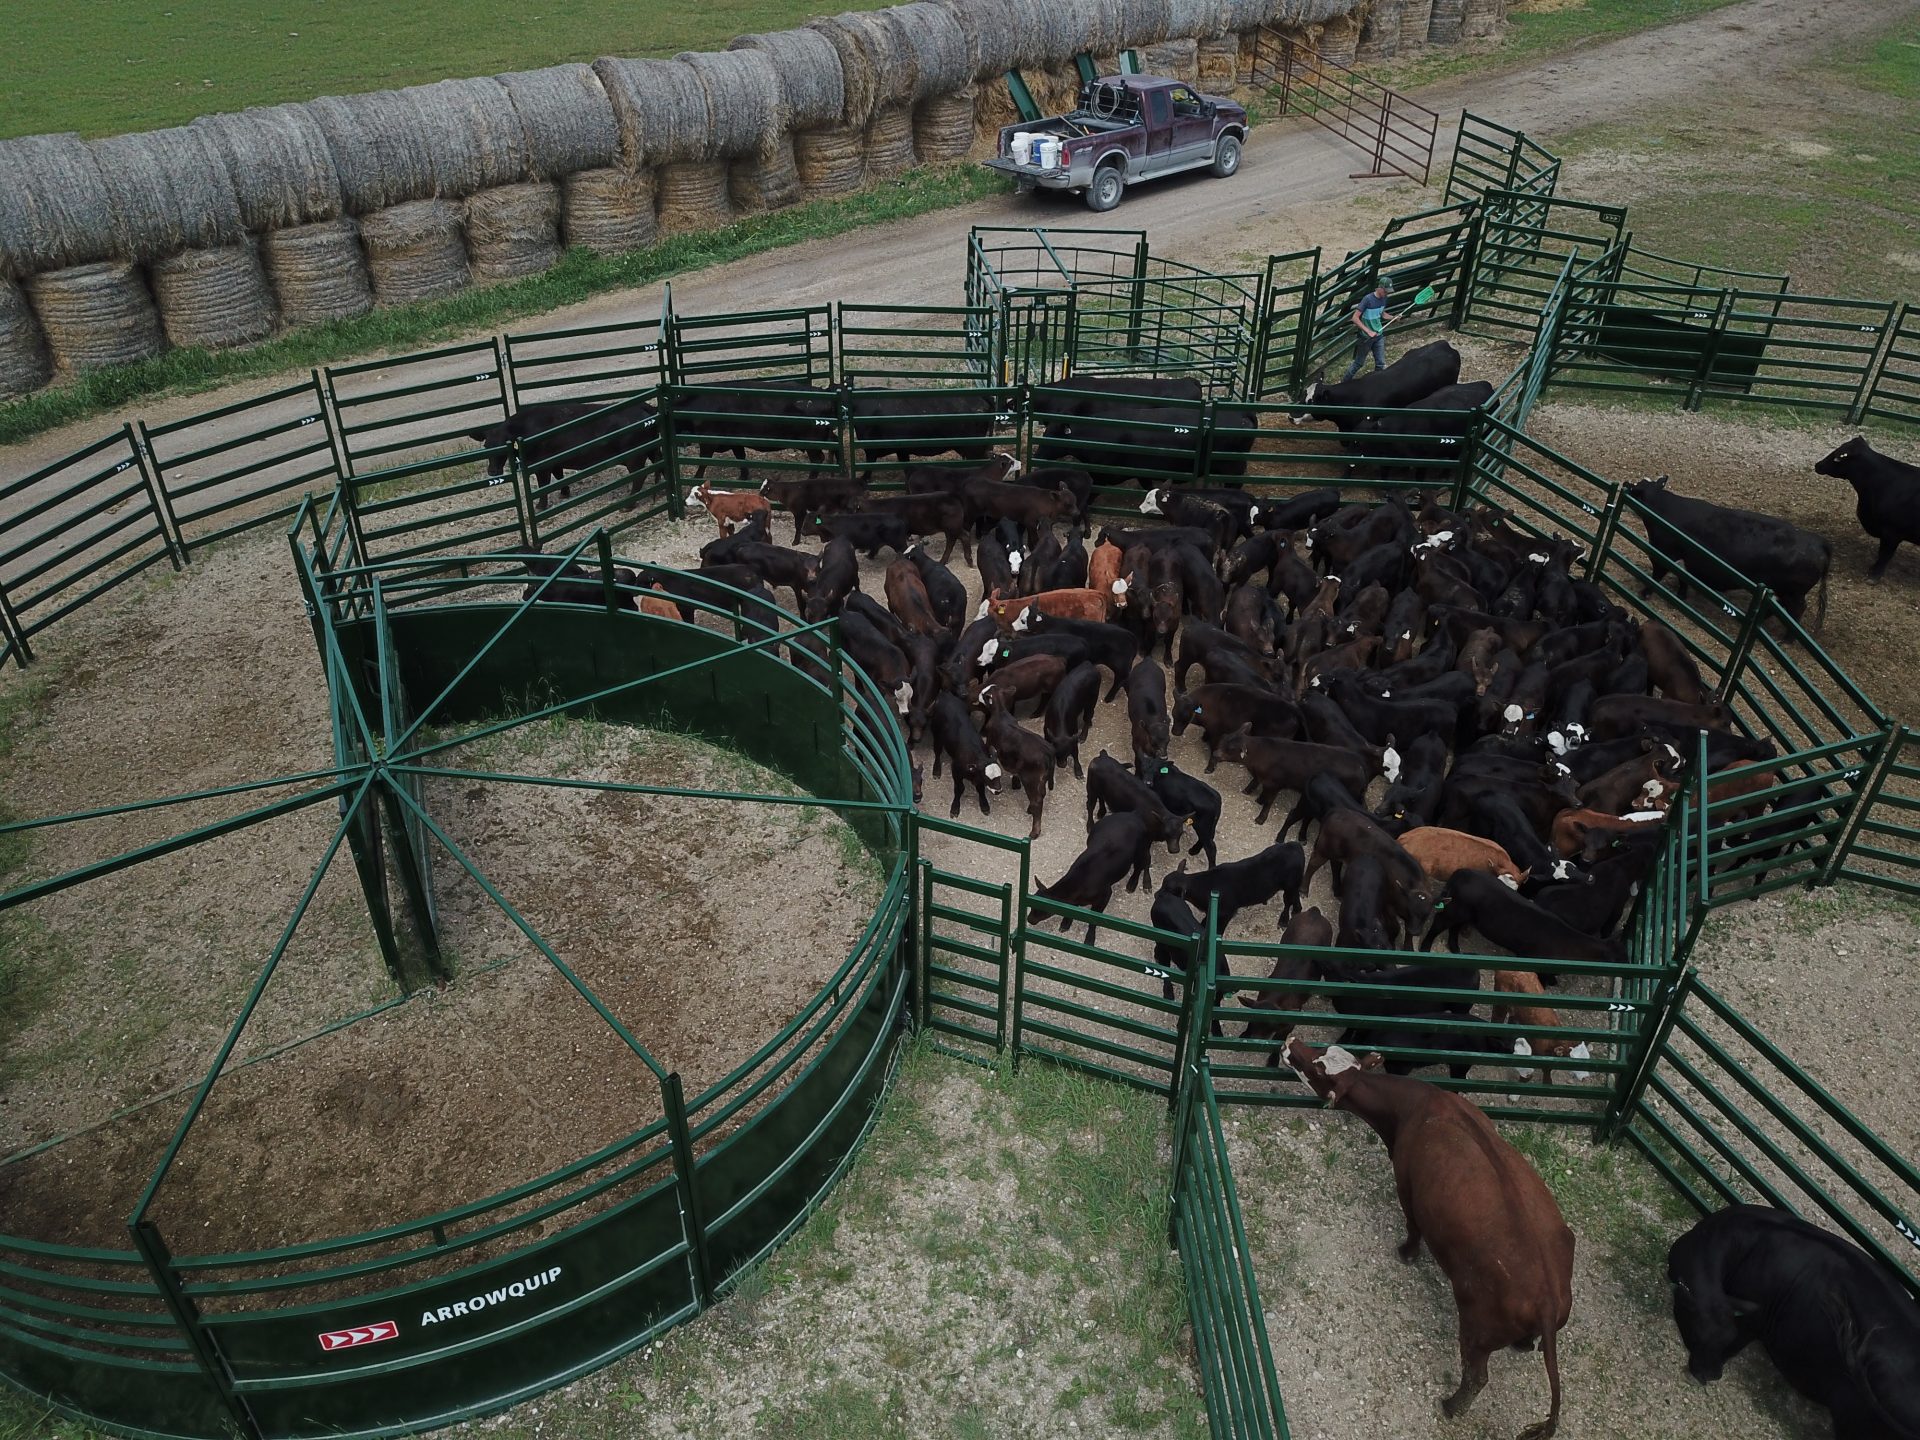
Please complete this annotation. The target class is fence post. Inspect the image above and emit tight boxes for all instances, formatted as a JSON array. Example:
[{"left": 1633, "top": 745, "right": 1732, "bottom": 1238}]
[
  {"left": 1845, "top": 302, "right": 1900, "bottom": 425},
  {"left": 596, "top": 529, "right": 620, "bottom": 615},
  {"left": 1449, "top": 204, "right": 1482, "bottom": 332},
  {"left": 1596, "top": 964, "right": 1696, "bottom": 1144},
  {"left": 511, "top": 435, "right": 541, "bottom": 550},
  {"left": 1819, "top": 726, "right": 1905, "bottom": 886},
  {"left": 0, "top": 575, "right": 31, "bottom": 668},
  {"left": 661, "top": 1072, "right": 716, "bottom": 1308},
  {"left": 128, "top": 1220, "right": 262, "bottom": 1439},
  {"left": 1007, "top": 839, "right": 1032, "bottom": 1068},
  {"left": 1449, "top": 413, "right": 1483, "bottom": 511},
  {"left": 1683, "top": 288, "right": 1735, "bottom": 412},
  {"left": 1714, "top": 586, "right": 1772, "bottom": 705},
  {"left": 127, "top": 422, "right": 187, "bottom": 570},
  {"left": 1584, "top": 484, "right": 1625, "bottom": 585}
]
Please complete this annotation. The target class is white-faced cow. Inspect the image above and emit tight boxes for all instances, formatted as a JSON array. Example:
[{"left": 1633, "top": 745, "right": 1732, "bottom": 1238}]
[{"left": 1813, "top": 435, "right": 1920, "bottom": 581}]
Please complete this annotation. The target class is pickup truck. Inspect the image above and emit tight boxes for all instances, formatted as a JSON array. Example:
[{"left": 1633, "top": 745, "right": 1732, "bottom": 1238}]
[{"left": 983, "top": 75, "right": 1247, "bottom": 212}]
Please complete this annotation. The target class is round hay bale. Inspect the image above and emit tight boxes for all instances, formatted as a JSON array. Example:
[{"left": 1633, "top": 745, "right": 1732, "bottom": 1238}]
[
  {"left": 914, "top": 88, "right": 978, "bottom": 163},
  {"left": 0, "top": 134, "right": 118, "bottom": 279},
  {"left": 1461, "top": 0, "right": 1505, "bottom": 40},
  {"left": 466, "top": 182, "right": 562, "bottom": 284},
  {"left": 191, "top": 104, "right": 344, "bottom": 231},
  {"left": 1196, "top": 31, "right": 1240, "bottom": 79},
  {"left": 893, "top": 3, "right": 974, "bottom": 100},
  {"left": 263, "top": 218, "right": 372, "bottom": 325},
  {"left": 793, "top": 125, "right": 867, "bottom": 198},
  {"left": 678, "top": 49, "right": 787, "bottom": 157},
  {"left": 931, "top": 0, "right": 1026, "bottom": 77},
  {"left": 359, "top": 199, "right": 470, "bottom": 306},
  {"left": 1219, "top": 0, "right": 1278, "bottom": 32},
  {"left": 864, "top": 104, "right": 918, "bottom": 179},
  {"left": 497, "top": 65, "right": 619, "bottom": 178},
  {"left": 728, "top": 136, "right": 805, "bottom": 214},
  {"left": 151, "top": 243, "right": 275, "bottom": 350},
  {"left": 561, "top": 168, "right": 659, "bottom": 254},
  {"left": 1167, "top": 0, "right": 1233, "bottom": 39},
  {"left": 1142, "top": 35, "right": 1200, "bottom": 76},
  {"left": 1358, "top": 0, "right": 1405, "bottom": 60},
  {"left": 1399, "top": 0, "right": 1434, "bottom": 50},
  {"left": 806, "top": 12, "right": 918, "bottom": 127},
  {"left": 306, "top": 92, "right": 436, "bottom": 214},
  {"left": 87, "top": 127, "right": 246, "bottom": 264},
  {"left": 1118, "top": 0, "right": 1176, "bottom": 46},
  {"left": 0, "top": 278, "right": 53, "bottom": 397},
  {"left": 28, "top": 262, "right": 164, "bottom": 372},
  {"left": 1317, "top": 12, "right": 1362, "bottom": 63},
  {"left": 592, "top": 57, "right": 717, "bottom": 168},
  {"left": 1427, "top": 0, "right": 1464, "bottom": 44},
  {"left": 729, "top": 30, "right": 848, "bottom": 130},
  {"left": 656, "top": 161, "right": 734, "bottom": 236},
  {"left": 403, "top": 77, "right": 532, "bottom": 199},
  {"left": 1047, "top": 0, "right": 1128, "bottom": 55}
]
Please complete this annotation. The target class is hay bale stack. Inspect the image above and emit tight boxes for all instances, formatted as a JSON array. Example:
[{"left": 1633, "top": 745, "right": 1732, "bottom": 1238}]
[
  {"left": 806, "top": 12, "right": 919, "bottom": 127},
  {"left": 0, "top": 278, "right": 52, "bottom": 397},
  {"left": 1142, "top": 36, "right": 1200, "bottom": 76},
  {"left": 0, "top": 134, "right": 118, "bottom": 280},
  {"left": 1398, "top": 0, "right": 1434, "bottom": 50},
  {"left": 466, "top": 182, "right": 562, "bottom": 283},
  {"left": 191, "top": 104, "right": 344, "bottom": 232},
  {"left": 1167, "top": 0, "right": 1233, "bottom": 38},
  {"left": 1317, "top": 11, "right": 1362, "bottom": 63},
  {"left": 1427, "top": 0, "right": 1464, "bottom": 44},
  {"left": 1050, "top": 0, "right": 1128, "bottom": 55},
  {"left": 728, "top": 30, "right": 848, "bottom": 129},
  {"left": 497, "top": 65, "right": 619, "bottom": 178},
  {"left": 656, "top": 162, "right": 734, "bottom": 236},
  {"left": 1359, "top": 0, "right": 1404, "bottom": 60},
  {"left": 729, "top": 137, "right": 804, "bottom": 214},
  {"left": 307, "top": 92, "right": 436, "bottom": 214},
  {"left": 592, "top": 57, "right": 718, "bottom": 169},
  {"left": 865, "top": 104, "right": 918, "bottom": 178},
  {"left": 1196, "top": 32, "right": 1240, "bottom": 78},
  {"left": 359, "top": 200, "right": 469, "bottom": 305},
  {"left": 793, "top": 126, "right": 866, "bottom": 198},
  {"left": 1461, "top": 0, "right": 1504, "bottom": 40},
  {"left": 263, "top": 218, "right": 372, "bottom": 325},
  {"left": 931, "top": 0, "right": 1026, "bottom": 77},
  {"left": 1118, "top": 0, "right": 1176, "bottom": 46},
  {"left": 914, "top": 88, "right": 978, "bottom": 163},
  {"left": 678, "top": 49, "right": 788, "bottom": 158},
  {"left": 894, "top": 3, "right": 975, "bottom": 99},
  {"left": 28, "top": 263, "right": 164, "bottom": 371},
  {"left": 1220, "top": 0, "right": 1281, "bottom": 30},
  {"left": 405, "top": 77, "right": 532, "bottom": 199},
  {"left": 562, "top": 168, "right": 659, "bottom": 254},
  {"left": 151, "top": 244, "right": 275, "bottom": 350},
  {"left": 87, "top": 127, "right": 246, "bottom": 265}
]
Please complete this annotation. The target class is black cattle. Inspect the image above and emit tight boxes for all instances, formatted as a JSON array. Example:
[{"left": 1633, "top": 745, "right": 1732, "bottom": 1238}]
[
  {"left": 678, "top": 381, "right": 836, "bottom": 483},
  {"left": 1334, "top": 1013, "right": 1514, "bottom": 1080},
  {"left": 1036, "top": 400, "right": 1260, "bottom": 485},
  {"left": 1275, "top": 770, "right": 1365, "bottom": 843},
  {"left": 843, "top": 387, "right": 996, "bottom": 475},
  {"left": 1174, "top": 683, "right": 1305, "bottom": 771},
  {"left": 806, "top": 511, "right": 911, "bottom": 559},
  {"left": 862, "top": 491, "right": 972, "bottom": 563},
  {"left": 1034, "top": 375, "right": 1205, "bottom": 417},
  {"left": 1171, "top": 620, "right": 1273, "bottom": 692},
  {"left": 802, "top": 537, "right": 860, "bottom": 622},
  {"left": 1216, "top": 731, "right": 1374, "bottom": 827},
  {"left": 698, "top": 510, "right": 771, "bottom": 565},
  {"left": 469, "top": 396, "right": 660, "bottom": 508},
  {"left": 1040, "top": 525, "right": 1090, "bottom": 591},
  {"left": 1668, "top": 1205, "right": 1920, "bottom": 1438},
  {"left": 760, "top": 472, "right": 868, "bottom": 543},
  {"left": 1421, "top": 869, "right": 1626, "bottom": 966},
  {"left": 1143, "top": 757, "right": 1223, "bottom": 868},
  {"left": 1041, "top": 663, "right": 1103, "bottom": 779},
  {"left": 1140, "top": 488, "right": 1242, "bottom": 549},
  {"left": 1291, "top": 340, "right": 1463, "bottom": 433},
  {"left": 1626, "top": 476, "right": 1832, "bottom": 632},
  {"left": 728, "top": 541, "right": 815, "bottom": 611},
  {"left": 1127, "top": 658, "right": 1172, "bottom": 772},
  {"left": 927, "top": 691, "right": 1004, "bottom": 818},
  {"left": 1023, "top": 612, "right": 1139, "bottom": 700},
  {"left": 1148, "top": 885, "right": 1228, "bottom": 1016},
  {"left": 837, "top": 608, "right": 913, "bottom": 715},
  {"left": 1029, "top": 812, "right": 1154, "bottom": 942},
  {"left": 1158, "top": 841, "right": 1307, "bottom": 930},
  {"left": 1353, "top": 381, "right": 1495, "bottom": 478},
  {"left": 1319, "top": 669, "right": 1459, "bottom": 751},
  {"left": 1814, "top": 435, "right": 1920, "bottom": 581},
  {"left": 1083, "top": 750, "right": 1189, "bottom": 850},
  {"left": 521, "top": 553, "right": 639, "bottom": 610},
  {"left": 1258, "top": 487, "right": 1345, "bottom": 532}
]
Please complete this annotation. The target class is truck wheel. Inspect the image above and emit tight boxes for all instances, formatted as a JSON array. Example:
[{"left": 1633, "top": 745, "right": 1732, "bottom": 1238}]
[
  {"left": 1212, "top": 135, "right": 1242, "bottom": 178},
  {"left": 1086, "top": 165, "right": 1124, "bottom": 213}
]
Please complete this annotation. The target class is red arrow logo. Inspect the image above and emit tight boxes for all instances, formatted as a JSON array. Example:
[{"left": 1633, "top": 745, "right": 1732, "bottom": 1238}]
[{"left": 318, "top": 1320, "right": 399, "bottom": 1352}]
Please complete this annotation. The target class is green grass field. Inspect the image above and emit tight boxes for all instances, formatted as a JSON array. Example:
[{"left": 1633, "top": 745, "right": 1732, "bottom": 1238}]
[{"left": 0, "top": 0, "right": 889, "bottom": 141}]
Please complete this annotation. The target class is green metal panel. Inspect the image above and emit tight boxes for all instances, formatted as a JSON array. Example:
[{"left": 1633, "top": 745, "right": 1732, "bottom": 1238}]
[
  {"left": 1865, "top": 302, "right": 1920, "bottom": 424},
  {"left": 502, "top": 315, "right": 667, "bottom": 406}
]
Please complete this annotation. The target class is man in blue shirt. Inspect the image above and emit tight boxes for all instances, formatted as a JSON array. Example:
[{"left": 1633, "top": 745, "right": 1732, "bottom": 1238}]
[{"left": 1341, "top": 278, "right": 1399, "bottom": 380}]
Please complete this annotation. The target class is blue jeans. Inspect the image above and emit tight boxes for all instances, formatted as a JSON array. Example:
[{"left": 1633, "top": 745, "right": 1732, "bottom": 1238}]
[{"left": 1343, "top": 331, "right": 1386, "bottom": 380}]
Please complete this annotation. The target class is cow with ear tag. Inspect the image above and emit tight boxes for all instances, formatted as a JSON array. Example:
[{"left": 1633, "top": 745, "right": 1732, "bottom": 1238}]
[{"left": 1283, "top": 1035, "right": 1576, "bottom": 1440}]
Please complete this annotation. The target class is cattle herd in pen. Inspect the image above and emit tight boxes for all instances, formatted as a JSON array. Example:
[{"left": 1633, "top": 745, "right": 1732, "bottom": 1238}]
[{"left": 509, "top": 342, "right": 1920, "bottom": 1439}]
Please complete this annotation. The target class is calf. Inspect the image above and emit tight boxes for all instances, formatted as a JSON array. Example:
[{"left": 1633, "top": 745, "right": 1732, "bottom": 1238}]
[
  {"left": 1332, "top": 1013, "right": 1515, "bottom": 1080},
  {"left": 1491, "top": 970, "right": 1593, "bottom": 1081},
  {"left": 1173, "top": 621, "right": 1275, "bottom": 693},
  {"left": 1127, "top": 659, "right": 1172, "bottom": 772},
  {"left": 1023, "top": 612, "right": 1138, "bottom": 701},
  {"left": 1378, "top": 730, "right": 1449, "bottom": 828},
  {"left": 1084, "top": 750, "right": 1189, "bottom": 852},
  {"left": 863, "top": 490, "right": 972, "bottom": 564},
  {"left": 1668, "top": 1204, "right": 1920, "bottom": 1437},
  {"left": 1040, "top": 525, "right": 1089, "bottom": 591},
  {"left": 1463, "top": 791, "right": 1577, "bottom": 882},
  {"left": 1158, "top": 841, "right": 1307, "bottom": 930},
  {"left": 984, "top": 586, "right": 1112, "bottom": 630},
  {"left": 1422, "top": 869, "right": 1626, "bottom": 967},
  {"left": 1533, "top": 837, "right": 1657, "bottom": 936},
  {"left": 1216, "top": 730, "right": 1373, "bottom": 827},
  {"left": 763, "top": 472, "right": 867, "bottom": 543},
  {"left": 729, "top": 541, "right": 815, "bottom": 612},
  {"left": 1148, "top": 885, "right": 1229, "bottom": 1021},
  {"left": 1578, "top": 751, "right": 1678, "bottom": 816},
  {"left": 1143, "top": 757, "right": 1223, "bottom": 868},
  {"left": 1174, "top": 684, "right": 1305, "bottom": 772},
  {"left": 1041, "top": 662, "right": 1102, "bottom": 779},
  {"left": 838, "top": 608, "right": 914, "bottom": 716},
  {"left": 883, "top": 560, "right": 946, "bottom": 639},
  {"left": 1301, "top": 808, "right": 1433, "bottom": 937},
  {"left": 1586, "top": 693, "right": 1733, "bottom": 742},
  {"left": 1285, "top": 1038, "right": 1574, "bottom": 1440},
  {"left": 982, "top": 696, "right": 1055, "bottom": 839},
  {"left": 902, "top": 543, "right": 967, "bottom": 631},
  {"left": 973, "top": 653, "right": 1069, "bottom": 717},
  {"left": 1319, "top": 669, "right": 1459, "bottom": 750},
  {"left": 1398, "top": 827, "right": 1527, "bottom": 889},
  {"left": 803, "top": 537, "right": 860, "bottom": 622},
  {"left": 968, "top": 477, "right": 1080, "bottom": 541},
  {"left": 926, "top": 691, "right": 1003, "bottom": 818},
  {"left": 1029, "top": 811, "right": 1154, "bottom": 942},
  {"left": 686, "top": 480, "right": 771, "bottom": 537},
  {"left": 1640, "top": 619, "right": 1710, "bottom": 706},
  {"left": 1814, "top": 434, "right": 1920, "bottom": 580},
  {"left": 807, "top": 511, "right": 910, "bottom": 559},
  {"left": 1087, "top": 540, "right": 1132, "bottom": 614},
  {"left": 1275, "top": 771, "right": 1366, "bottom": 844}
]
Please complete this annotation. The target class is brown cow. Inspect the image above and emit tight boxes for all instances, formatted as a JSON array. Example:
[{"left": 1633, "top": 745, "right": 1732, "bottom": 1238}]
[
  {"left": 686, "top": 480, "right": 772, "bottom": 536},
  {"left": 1398, "top": 827, "right": 1527, "bottom": 889},
  {"left": 1284, "top": 1036, "right": 1575, "bottom": 1439},
  {"left": 1088, "top": 540, "right": 1130, "bottom": 612},
  {"left": 883, "top": 560, "right": 947, "bottom": 638},
  {"left": 1577, "top": 751, "right": 1678, "bottom": 815},
  {"left": 1549, "top": 807, "right": 1665, "bottom": 860},
  {"left": 1491, "top": 970, "right": 1593, "bottom": 1081},
  {"left": 639, "top": 584, "right": 681, "bottom": 620},
  {"left": 983, "top": 587, "right": 1111, "bottom": 631}
]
